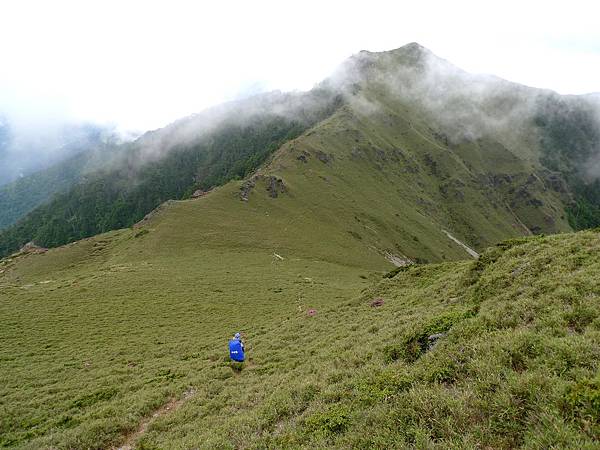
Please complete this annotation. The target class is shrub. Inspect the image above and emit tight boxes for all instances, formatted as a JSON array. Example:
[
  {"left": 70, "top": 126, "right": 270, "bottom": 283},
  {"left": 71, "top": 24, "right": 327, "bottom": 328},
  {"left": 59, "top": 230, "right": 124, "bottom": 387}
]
[
  {"left": 355, "top": 368, "right": 413, "bottom": 404},
  {"left": 386, "top": 309, "right": 476, "bottom": 363},
  {"left": 563, "top": 305, "right": 597, "bottom": 333},
  {"left": 71, "top": 388, "right": 118, "bottom": 409},
  {"left": 304, "top": 404, "right": 351, "bottom": 435},
  {"left": 563, "top": 376, "right": 600, "bottom": 424}
]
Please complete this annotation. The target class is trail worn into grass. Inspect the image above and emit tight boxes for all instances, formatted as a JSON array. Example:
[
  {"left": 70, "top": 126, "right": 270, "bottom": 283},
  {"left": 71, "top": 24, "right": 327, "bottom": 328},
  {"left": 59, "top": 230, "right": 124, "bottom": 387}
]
[
  {"left": 114, "top": 388, "right": 196, "bottom": 450},
  {"left": 442, "top": 229, "right": 479, "bottom": 258}
]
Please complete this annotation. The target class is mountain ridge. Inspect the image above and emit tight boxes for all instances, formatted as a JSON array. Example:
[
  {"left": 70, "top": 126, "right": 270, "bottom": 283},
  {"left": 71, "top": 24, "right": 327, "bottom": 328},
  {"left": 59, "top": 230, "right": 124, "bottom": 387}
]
[{"left": 1, "top": 42, "right": 600, "bottom": 259}]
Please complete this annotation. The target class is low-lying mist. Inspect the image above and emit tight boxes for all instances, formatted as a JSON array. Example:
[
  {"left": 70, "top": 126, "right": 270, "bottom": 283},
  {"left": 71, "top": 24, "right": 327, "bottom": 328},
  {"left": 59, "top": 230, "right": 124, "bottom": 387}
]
[
  {"left": 0, "top": 114, "right": 133, "bottom": 187},
  {"left": 334, "top": 43, "right": 600, "bottom": 177}
]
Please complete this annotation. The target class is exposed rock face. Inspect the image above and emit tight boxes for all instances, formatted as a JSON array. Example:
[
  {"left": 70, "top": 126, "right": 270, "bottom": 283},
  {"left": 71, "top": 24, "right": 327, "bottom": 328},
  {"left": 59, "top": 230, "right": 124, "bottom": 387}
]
[
  {"left": 491, "top": 173, "right": 514, "bottom": 187},
  {"left": 18, "top": 241, "right": 48, "bottom": 255},
  {"left": 374, "top": 148, "right": 387, "bottom": 161},
  {"left": 239, "top": 175, "right": 287, "bottom": 200},
  {"left": 315, "top": 150, "right": 334, "bottom": 164},
  {"left": 266, "top": 176, "right": 287, "bottom": 198},
  {"left": 427, "top": 332, "right": 446, "bottom": 350},
  {"left": 296, "top": 151, "right": 310, "bottom": 163},
  {"left": 240, "top": 178, "right": 257, "bottom": 202},
  {"left": 191, "top": 189, "right": 207, "bottom": 198},
  {"left": 384, "top": 252, "right": 413, "bottom": 267},
  {"left": 544, "top": 172, "right": 568, "bottom": 193}
]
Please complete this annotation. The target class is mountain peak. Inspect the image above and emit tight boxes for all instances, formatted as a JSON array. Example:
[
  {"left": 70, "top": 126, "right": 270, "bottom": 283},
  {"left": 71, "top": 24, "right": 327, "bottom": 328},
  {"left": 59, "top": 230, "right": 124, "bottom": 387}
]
[
  {"left": 326, "top": 42, "right": 439, "bottom": 91},
  {"left": 358, "top": 41, "right": 429, "bottom": 56},
  {"left": 392, "top": 41, "right": 429, "bottom": 54}
]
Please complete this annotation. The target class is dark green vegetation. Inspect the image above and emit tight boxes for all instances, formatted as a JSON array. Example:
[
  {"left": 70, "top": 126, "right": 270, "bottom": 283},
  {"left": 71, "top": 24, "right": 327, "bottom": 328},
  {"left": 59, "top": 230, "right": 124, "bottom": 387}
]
[
  {"left": 0, "top": 123, "right": 120, "bottom": 230},
  {"left": 535, "top": 94, "right": 600, "bottom": 229},
  {"left": 2, "top": 43, "right": 600, "bottom": 448},
  {"left": 0, "top": 91, "right": 340, "bottom": 256},
  {"left": 0, "top": 151, "right": 99, "bottom": 231}
]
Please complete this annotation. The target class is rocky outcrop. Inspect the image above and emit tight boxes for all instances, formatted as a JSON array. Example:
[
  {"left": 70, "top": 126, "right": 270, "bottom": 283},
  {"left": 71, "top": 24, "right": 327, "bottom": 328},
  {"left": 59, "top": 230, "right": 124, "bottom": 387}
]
[
  {"left": 239, "top": 175, "right": 287, "bottom": 201},
  {"left": 191, "top": 189, "right": 207, "bottom": 198},
  {"left": 240, "top": 178, "right": 257, "bottom": 202},
  {"left": 427, "top": 332, "right": 446, "bottom": 350},
  {"left": 315, "top": 150, "right": 334, "bottom": 164},
  {"left": 296, "top": 150, "right": 310, "bottom": 163},
  {"left": 266, "top": 176, "right": 287, "bottom": 198},
  {"left": 18, "top": 242, "right": 48, "bottom": 255}
]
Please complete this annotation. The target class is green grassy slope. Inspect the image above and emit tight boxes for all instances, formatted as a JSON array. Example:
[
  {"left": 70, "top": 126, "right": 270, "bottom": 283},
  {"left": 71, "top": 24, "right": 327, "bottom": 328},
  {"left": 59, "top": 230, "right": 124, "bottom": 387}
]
[
  {"left": 2, "top": 43, "right": 600, "bottom": 449},
  {"left": 2, "top": 208, "right": 599, "bottom": 447}
]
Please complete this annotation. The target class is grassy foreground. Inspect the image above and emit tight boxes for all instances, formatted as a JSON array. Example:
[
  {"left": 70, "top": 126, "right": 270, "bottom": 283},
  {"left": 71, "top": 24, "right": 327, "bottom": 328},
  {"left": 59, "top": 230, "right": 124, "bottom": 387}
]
[{"left": 2, "top": 218, "right": 600, "bottom": 447}]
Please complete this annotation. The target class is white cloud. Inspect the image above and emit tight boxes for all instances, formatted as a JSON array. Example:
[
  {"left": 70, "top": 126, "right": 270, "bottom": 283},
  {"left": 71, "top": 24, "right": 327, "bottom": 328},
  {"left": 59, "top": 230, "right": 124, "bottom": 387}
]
[{"left": 0, "top": 0, "right": 599, "bottom": 131}]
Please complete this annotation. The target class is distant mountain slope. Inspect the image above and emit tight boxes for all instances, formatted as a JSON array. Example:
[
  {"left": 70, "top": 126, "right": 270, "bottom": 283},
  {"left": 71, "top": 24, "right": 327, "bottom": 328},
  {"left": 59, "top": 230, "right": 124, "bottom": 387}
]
[
  {"left": 0, "top": 140, "right": 121, "bottom": 231},
  {"left": 0, "top": 90, "right": 341, "bottom": 255},
  {"left": 0, "top": 122, "right": 126, "bottom": 230},
  {"left": 1, "top": 43, "right": 600, "bottom": 259},
  {"left": 534, "top": 93, "right": 600, "bottom": 229},
  {"left": 0, "top": 153, "right": 90, "bottom": 230},
  {"left": 0, "top": 120, "right": 115, "bottom": 187}
]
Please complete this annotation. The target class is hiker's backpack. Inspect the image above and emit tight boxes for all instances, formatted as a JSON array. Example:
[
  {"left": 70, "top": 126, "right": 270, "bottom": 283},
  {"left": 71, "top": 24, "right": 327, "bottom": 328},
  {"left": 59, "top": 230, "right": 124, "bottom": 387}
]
[{"left": 229, "top": 339, "right": 245, "bottom": 362}]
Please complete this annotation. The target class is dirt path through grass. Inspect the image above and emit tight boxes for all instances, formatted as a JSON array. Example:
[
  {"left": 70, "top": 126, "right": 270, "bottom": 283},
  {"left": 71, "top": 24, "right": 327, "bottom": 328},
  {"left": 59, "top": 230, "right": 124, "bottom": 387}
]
[
  {"left": 114, "top": 388, "right": 196, "bottom": 450},
  {"left": 442, "top": 229, "right": 479, "bottom": 258}
]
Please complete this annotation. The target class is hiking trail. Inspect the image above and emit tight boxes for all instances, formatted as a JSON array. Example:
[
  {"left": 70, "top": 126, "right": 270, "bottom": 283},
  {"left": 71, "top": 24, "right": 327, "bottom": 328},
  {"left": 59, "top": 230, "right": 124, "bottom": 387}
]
[
  {"left": 113, "top": 388, "right": 196, "bottom": 450},
  {"left": 442, "top": 230, "right": 479, "bottom": 258}
]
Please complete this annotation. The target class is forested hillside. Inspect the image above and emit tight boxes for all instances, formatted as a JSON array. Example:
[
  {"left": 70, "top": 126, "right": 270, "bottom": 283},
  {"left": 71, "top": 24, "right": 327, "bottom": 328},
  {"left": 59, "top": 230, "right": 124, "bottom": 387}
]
[
  {"left": 0, "top": 150, "right": 102, "bottom": 231},
  {"left": 535, "top": 93, "right": 600, "bottom": 229},
  {"left": 0, "top": 90, "right": 341, "bottom": 255},
  {"left": 0, "top": 124, "right": 125, "bottom": 230}
]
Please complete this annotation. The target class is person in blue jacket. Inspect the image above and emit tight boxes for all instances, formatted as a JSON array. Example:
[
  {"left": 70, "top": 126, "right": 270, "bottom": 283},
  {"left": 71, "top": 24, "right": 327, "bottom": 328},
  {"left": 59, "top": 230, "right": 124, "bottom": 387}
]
[{"left": 229, "top": 332, "right": 245, "bottom": 362}]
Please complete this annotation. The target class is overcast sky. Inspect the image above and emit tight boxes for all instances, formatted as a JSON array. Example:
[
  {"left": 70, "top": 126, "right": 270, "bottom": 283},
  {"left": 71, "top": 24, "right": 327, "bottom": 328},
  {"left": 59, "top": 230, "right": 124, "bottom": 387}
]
[{"left": 1, "top": 0, "right": 599, "bottom": 132}]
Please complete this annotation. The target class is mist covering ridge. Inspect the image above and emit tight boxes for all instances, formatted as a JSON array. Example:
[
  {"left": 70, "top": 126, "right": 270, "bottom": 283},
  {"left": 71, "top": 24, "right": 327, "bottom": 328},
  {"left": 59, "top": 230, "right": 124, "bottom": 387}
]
[
  {"left": 0, "top": 116, "right": 130, "bottom": 187},
  {"left": 327, "top": 43, "right": 600, "bottom": 229},
  {"left": 1, "top": 42, "right": 600, "bottom": 257},
  {"left": 132, "top": 89, "right": 342, "bottom": 166},
  {"left": 0, "top": 84, "right": 344, "bottom": 256}
]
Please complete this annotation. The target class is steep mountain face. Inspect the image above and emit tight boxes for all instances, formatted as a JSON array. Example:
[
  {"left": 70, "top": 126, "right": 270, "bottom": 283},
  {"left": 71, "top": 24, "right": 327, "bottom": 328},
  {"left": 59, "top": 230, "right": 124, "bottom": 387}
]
[
  {"left": 0, "top": 117, "right": 10, "bottom": 161},
  {"left": 535, "top": 93, "right": 600, "bottom": 229},
  {"left": 244, "top": 43, "right": 599, "bottom": 260},
  {"left": 199, "top": 43, "right": 594, "bottom": 263},
  {"left": 1, "top": 43, "right": 599, "bottom": 260}
]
